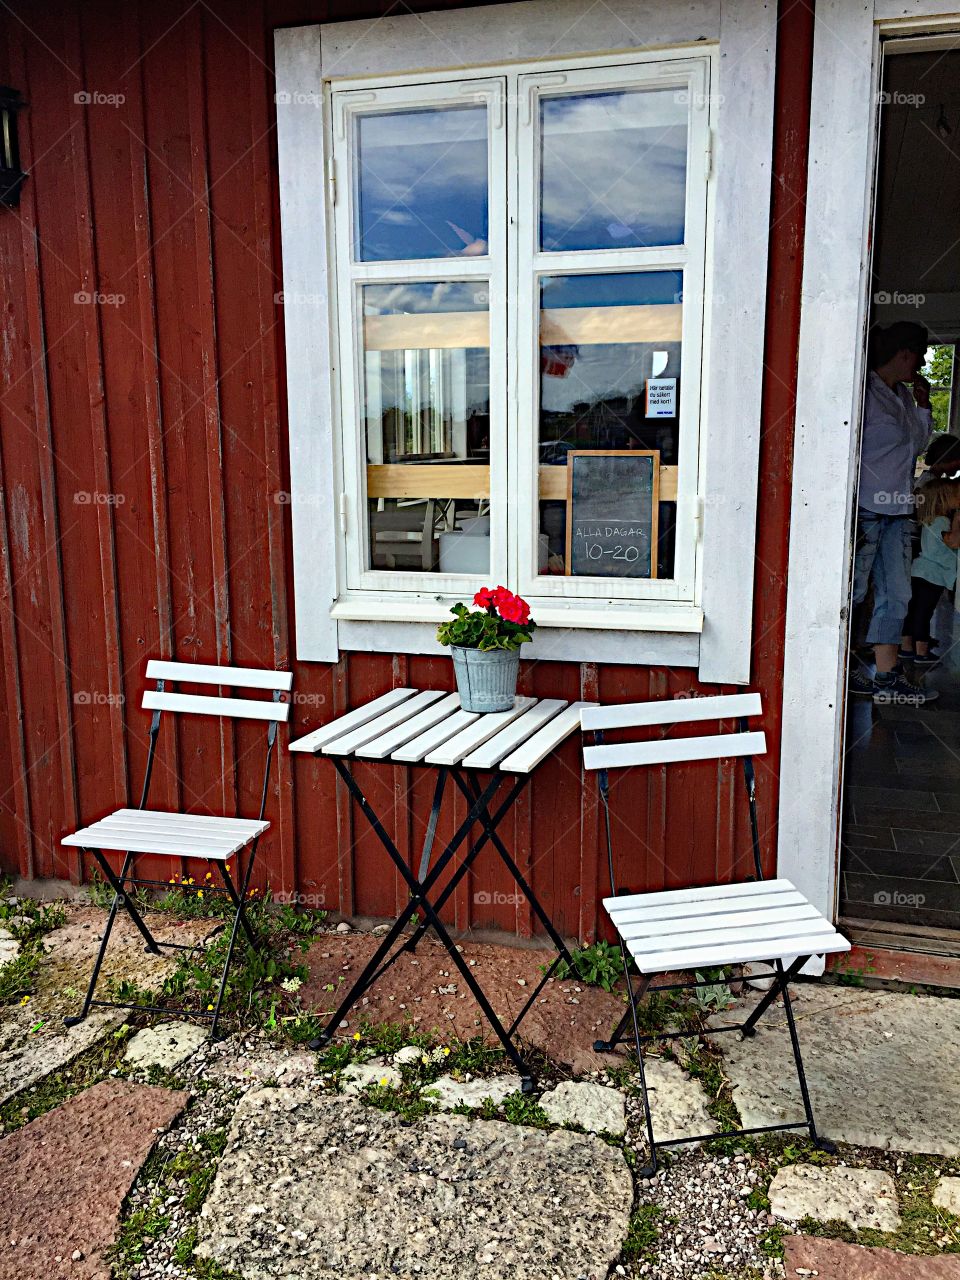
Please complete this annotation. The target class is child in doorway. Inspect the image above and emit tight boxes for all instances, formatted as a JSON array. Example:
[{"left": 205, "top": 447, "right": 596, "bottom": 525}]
[{"left": 901, "top": 474, "right": 960, "bottom": 664}]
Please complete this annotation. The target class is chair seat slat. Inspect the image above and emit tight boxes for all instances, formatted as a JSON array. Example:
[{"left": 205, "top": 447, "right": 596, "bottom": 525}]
[
  {"left": 145, "top": 660, "right": 293, "bottom": 691},
  {"left": 584, "top": 731, "right": 766, "bottom": 771},
  {"left": 111, "top": 808, "right": 261, "bottom": 830},
  {"left": 500, "top": 701, "right": 598, "bottom": 774},
  {"left": 288, "top": 689, "right": 418, "bottom": 753},
  {"left": 581, "top": 692, "right": 761, "bottom": 732},
  {"left": 612, "top": 900, "right": 821, "bottom": 938},
  {"left": 607, "top": 888, "right": 807, "bottom": 926},
  {"left": 629, "top": 930, "right": 850, "bottom": 974},
  {"left": 604, "top": 878, "right": 795, "bottom": 912},
  {"left": 461, "top": 699, "right": 568, "bottom": 769},
  {"left": 624, "top": 915, "right": 835, "bottom": 955},
  {"left": 142, "top": 690, "right": 290, "bottom": 722},
  {"left": 75, "top": 818, "right": 252, "bottom": 844},
  {"left": 323, "top": 690, "right": 447, "bottom": 756}
]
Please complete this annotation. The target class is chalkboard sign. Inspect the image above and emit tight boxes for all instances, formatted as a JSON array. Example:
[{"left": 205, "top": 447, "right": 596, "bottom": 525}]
[{"left": 565, "top": 450, "right": 659, "bottom": 579}]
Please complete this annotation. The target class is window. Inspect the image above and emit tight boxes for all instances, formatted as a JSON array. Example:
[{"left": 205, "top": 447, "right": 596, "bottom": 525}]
[{"left": 328, "top": 53, "right": 713, "bottom": 614}]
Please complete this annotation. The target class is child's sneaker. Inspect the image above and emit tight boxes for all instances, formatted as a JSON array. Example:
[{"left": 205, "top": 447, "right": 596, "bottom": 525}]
[
  {"left": 873, "top": 667, "right": 939, "bottom": 705},
  {"left": 848, "top": 665, "right": 876, "bottom": 697},
  {"left": 898, "top": 647, "right": 939, "bottom": 666},
  {"left": 912, "top": 652, "right": 940, "bottom": 667}
]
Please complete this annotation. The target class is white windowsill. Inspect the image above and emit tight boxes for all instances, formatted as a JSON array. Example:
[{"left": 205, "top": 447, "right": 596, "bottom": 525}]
[{"left": 330, "top": 595, "right": 704, "bottom": 633}]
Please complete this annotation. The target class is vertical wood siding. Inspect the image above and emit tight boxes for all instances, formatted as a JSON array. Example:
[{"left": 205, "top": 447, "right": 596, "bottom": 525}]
[{"left": 0, "top": 0, "right": 815, "bottom": 943}]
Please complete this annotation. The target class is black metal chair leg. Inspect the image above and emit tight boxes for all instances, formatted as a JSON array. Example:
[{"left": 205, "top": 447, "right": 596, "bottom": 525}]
[
  {"left": 776, "top": 958, "right": 826, "bottom": 1146},
  {"left": 91, "top": 848, "right": 162, "bottom": 954},
  {"left": 218, "top": 860, "right": 259, "bottom": 951},
  {"left": 595, "top": 1004, "right": 633, "bottom": 1054},
  {"left": 738, "top": 954, "right": 807, "bottom": 1037},
  {"left": 64, "top": 849, "right": 133, "bottom": 1026},
  {"left": 623, "top": 967, "right": 657, "bottom": 1177},
  {"left": 208, "top": 893, "right": 244, "bottom": 1042}
]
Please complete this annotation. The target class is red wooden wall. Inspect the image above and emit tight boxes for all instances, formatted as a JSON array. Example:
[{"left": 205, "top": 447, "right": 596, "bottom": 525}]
[{"left": 0, "top": 0, "right": 815, "bottom": 942}]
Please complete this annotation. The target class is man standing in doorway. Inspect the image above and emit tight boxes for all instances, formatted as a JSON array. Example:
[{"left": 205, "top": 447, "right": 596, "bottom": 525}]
[{"left": 850, "top": 321, "right": 938, "bottom": 704}]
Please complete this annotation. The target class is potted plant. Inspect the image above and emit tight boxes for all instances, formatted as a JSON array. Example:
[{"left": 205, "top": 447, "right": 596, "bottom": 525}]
[{"left": 436, "top": 586, "right": 536, "bottom": 713}]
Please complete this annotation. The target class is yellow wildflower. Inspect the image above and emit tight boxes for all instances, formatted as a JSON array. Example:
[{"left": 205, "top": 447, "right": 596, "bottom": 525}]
[
  {"left": 353, "top": 1032, "right": 361, "bottom": 1041},
  {"left": 19, "top": 995, "right": 29, "bottom": 1006}
]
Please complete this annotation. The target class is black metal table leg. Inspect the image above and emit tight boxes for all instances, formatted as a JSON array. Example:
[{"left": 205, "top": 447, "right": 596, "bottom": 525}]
[
  {"left": 309, "top": 758, "right": 537, "bottom": 1086},
  {"left": 309, "top": 762, "right": 506, "bottom": 1049}
]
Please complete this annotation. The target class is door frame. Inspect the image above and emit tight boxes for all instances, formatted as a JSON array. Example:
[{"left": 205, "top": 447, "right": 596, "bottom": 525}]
[{"left": 778, "top": 1, "right": 960, "bottom": 933}]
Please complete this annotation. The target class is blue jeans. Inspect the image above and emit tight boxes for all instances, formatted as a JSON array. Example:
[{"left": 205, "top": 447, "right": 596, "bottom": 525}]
[{"left": 852, "top": 510, "right": 913, "bottom": 646}]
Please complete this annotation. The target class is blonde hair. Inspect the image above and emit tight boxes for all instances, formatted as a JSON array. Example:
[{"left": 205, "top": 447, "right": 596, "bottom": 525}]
[{"left": 916, "top": 475, "right": 960, "bottom": 525}]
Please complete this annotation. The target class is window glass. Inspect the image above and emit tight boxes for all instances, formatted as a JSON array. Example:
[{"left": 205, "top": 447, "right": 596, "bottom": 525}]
[
  {"left": 362, "top": 282, "right": 491, "bottom": 574},
  {"left": 355, "top": 106, "right": 489, "bottom": 261},
  {"left": 540, "top": 89, "right": 688, "bottom": 251},
  {"left": 537, "top": 271, "right": 682, "bottom": 579}
]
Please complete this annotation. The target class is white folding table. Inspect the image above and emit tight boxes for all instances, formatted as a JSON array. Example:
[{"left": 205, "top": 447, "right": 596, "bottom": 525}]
[{"left": 289, "top": 688, "right": 595, "bottom": 1088}]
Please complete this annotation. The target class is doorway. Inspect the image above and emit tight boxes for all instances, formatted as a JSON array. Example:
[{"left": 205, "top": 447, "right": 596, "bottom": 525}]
[{"left": 839, "top": 42, "right": 960, "bottom": 954}]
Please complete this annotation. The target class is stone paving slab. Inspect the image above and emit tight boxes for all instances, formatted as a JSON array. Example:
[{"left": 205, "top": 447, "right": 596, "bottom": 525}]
[
  {"left": 540, "top": 1080, "right": 626, "bottom": 1136},
  {"left": 708, "top": 984, "right": 960, "bottom": 1155},
  {"left": 643, "top": 1057, "right": 714, "bottom": 1145},
  {"left": 784, "top": 1234, "right": 960, "bottom": 1278},
  {"left": 0, "top": 908, "right": 209, "bottom": 1105},
  {"left": 197, "top": 1086, "right": 633, "bottom": 1280},
  {"left": 125, "top": 1020, "right": 208, "bottom": 1072},
  {"left": 0, "top": 1078, "right": 188, "bottom": 1280},
  {"left": 769, "top": 1163, "right": 900, "bottom": 1231},
  {"left": 0, "top": 1009, "right": 121, "bottom": 1107},
  {"left": 935, "top": 1177, "right": 960, "bottom": 1216}
]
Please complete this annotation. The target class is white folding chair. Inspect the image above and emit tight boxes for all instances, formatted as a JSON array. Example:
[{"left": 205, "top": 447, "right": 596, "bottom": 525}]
[
  {"left": 581, "top": 693, "right": 849, "bottom": 1174},
  {"left": 62, "top": 659, "right": 292, "bottom": 1039}
]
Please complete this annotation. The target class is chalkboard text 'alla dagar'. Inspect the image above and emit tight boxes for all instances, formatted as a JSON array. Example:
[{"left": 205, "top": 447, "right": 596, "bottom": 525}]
[{"left": 574, "top": 524, "right": 647, "bottom": 538}]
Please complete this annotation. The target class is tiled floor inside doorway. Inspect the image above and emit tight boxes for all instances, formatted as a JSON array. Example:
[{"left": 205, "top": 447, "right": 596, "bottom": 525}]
[{"left": 842, "top": 609, "right": 960, "bottom": 935}]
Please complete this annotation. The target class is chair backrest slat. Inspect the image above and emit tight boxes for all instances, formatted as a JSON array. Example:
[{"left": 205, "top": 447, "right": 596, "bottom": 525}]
[
  {"left": 581, "top": 692, "right": 760, "bottom": 732},
  {"left": 142, "top": 690, "right": 290, "bottom": 723},
  {"left": 145, "top": 659, "right": 292, "bottom": 692},
  {"left": 583, "top": 730, "right": 766, "bottom": 771}
]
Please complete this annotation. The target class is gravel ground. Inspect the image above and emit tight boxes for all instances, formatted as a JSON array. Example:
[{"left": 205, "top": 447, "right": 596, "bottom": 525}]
[{"left": 628, "top": 1147, "right": 785, "bottom": 1279}]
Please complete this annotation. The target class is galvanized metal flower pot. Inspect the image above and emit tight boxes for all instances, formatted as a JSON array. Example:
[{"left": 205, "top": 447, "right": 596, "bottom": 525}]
[{"left": 450, "top": 645, "right": 519, "bottom": 713}]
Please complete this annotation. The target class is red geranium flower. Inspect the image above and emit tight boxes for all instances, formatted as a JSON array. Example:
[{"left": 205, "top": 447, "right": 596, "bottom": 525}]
[{"left": 473, "top": 587, "right": 496, "bottom": 609}]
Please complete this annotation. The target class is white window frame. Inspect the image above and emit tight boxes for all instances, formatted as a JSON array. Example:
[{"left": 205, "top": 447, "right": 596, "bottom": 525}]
[
  {"left": 513, "top": 57, "right": 711, "bottom": 606},
  {"left": 331, "top": 78, "right": 509, "bottom": 599},
  {"left": 274, "top": 0, "right": 776, "bottom": 678}
]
